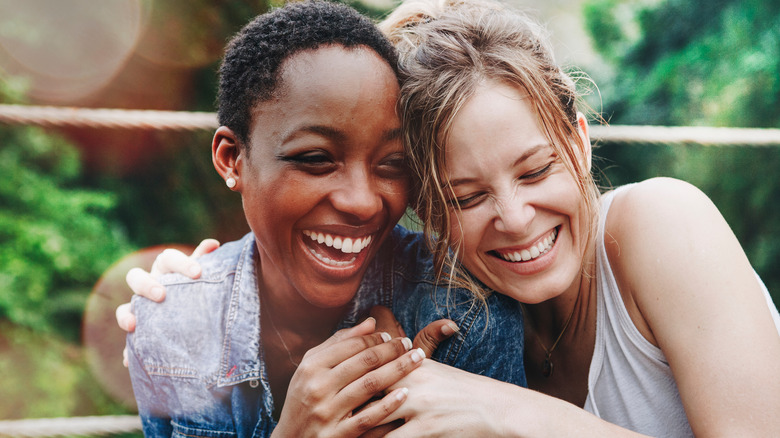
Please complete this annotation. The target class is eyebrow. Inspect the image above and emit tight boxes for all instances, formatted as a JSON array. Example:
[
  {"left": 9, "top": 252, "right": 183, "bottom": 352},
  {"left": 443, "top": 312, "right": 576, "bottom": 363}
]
[
  {"left": 282, "top": 125, "right": 402, "bottom": 145},
  {"left": 446, "top": 143, "right": 550, "bottom": 188}
]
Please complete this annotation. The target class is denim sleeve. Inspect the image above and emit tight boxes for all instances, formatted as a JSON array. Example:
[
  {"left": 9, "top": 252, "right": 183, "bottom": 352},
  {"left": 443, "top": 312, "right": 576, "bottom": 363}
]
[
  {"left": 126, "top": 333, "right": 173, "bottom": 437},
  {"left": 395, "top": 285, "right": 527, "bottom": 388},
  {"left": 387, "top": 226, "right": 527, "bottom": 388}
]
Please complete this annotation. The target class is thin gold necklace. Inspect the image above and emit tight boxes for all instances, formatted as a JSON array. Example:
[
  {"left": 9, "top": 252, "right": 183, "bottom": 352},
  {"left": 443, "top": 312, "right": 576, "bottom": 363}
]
[
  {"left": 261, "top": 294, "right": 300, "bottom": 368},
  {"left": 524, "top": 301, "right": 577, "bottom": 378}
]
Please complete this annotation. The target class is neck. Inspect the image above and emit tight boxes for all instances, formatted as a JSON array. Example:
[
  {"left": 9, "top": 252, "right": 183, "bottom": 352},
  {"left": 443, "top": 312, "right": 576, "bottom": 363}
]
[
  {"left": 525, "top": 249, "right": 597, "bottom": 345},
  {"left": 255, "top": 252, "right": 347, "bottom": 348}
]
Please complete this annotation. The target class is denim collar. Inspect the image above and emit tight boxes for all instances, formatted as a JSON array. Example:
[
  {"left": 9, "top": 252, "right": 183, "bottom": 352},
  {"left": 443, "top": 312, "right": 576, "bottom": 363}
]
[{"left": 217, "top": 234, "right": 263, "bottom": 388}]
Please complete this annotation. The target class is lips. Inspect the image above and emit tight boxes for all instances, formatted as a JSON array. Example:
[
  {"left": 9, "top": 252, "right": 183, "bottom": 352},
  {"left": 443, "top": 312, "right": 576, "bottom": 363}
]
[
  {"left": 302, "top": 230, "right": 373, "bottom": 267},
  {"left": 494, "top": 227, "right": 559, "bottom": 263}
]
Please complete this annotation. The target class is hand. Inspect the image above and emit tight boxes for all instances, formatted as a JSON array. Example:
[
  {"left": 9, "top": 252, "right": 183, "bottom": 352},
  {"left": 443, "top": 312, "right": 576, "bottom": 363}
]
[
  {"left": 116, "top": 239, "right": 219, "bottom": 366},
  {"left": 379, "top": 360, "right": 518, "bottom": 437},
  {"left": 369, "top": 306, "right": 459, "bottom": 358},
  {"left": 358, "top": 306, "right": 460, "bottom": 437},
  {"left": 377, "top": 361, "right": 630, "bottom": 438},
  {"left": 273, "top": 318, "right": 427, "bottom": 438}
]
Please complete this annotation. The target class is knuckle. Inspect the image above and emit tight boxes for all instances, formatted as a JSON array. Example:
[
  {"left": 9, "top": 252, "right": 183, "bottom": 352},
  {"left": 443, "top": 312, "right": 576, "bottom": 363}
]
[
  {"left": 309, "top": 405, "right": 330, "bottom": 423},
  {"left": 361, "top": 349, "right": 381, "bottom": 368},
  {"left": 361, "top": 374, "right": 381, "bottom": 394},
  {"left": 160, "top": 248, "right": 179, "bottom": 258},
  {"left": 355, "top": 335, "right": 374, "bottom": 350},
  {"left": 355, "top": 412, "right": 376, "bottom": 432},
  {"left": 395, "top": 357, "right": 411, "bottom": 376},
  {"left": 392, "top": 339, "right": 408, "bottom": 355}
]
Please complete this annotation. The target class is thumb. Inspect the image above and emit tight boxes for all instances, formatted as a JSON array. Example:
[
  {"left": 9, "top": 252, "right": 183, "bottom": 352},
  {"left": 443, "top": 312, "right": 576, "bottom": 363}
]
[
  {"left": 413, "top": 319, "right": 459, "bottom": 358},
  {"left": 369, "top": 305, "right": 406, "bottom": 339}
]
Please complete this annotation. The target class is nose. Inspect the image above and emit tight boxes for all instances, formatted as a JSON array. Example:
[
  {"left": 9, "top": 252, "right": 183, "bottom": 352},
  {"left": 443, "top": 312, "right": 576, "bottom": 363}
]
[
  {"left": 330, "top": 167, "right": 384, "bottom": 222},
  {"left": 492, "top": 191, "right": 534, "bottom": 235}
]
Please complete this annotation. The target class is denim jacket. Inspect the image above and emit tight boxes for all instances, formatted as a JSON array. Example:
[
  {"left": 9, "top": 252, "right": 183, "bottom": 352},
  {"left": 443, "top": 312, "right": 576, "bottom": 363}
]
[{"left": 127, "top": 226, "right": 525, "bottom": 437}]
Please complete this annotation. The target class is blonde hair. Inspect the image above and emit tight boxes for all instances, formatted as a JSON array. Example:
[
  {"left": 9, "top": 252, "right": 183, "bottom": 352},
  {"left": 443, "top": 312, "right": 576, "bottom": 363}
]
[{"left": 380, "top": 0, "right": 600, "bottom": 299}]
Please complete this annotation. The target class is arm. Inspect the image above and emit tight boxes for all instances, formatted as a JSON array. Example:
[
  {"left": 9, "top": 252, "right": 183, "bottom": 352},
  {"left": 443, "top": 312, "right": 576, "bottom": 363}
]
[
  {"left": 125, "top": 329, "right": 174, "bottom": 437},
  {"left": 607, "top": 178, "right": 780, "bottom": 436},
  {"left": 380, "top": 360, "right": 648, "bottom": 437}
]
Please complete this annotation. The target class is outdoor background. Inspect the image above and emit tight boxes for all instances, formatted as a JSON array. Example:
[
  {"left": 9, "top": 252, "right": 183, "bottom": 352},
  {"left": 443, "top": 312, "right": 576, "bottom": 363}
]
[{"left": 1, "top": 0, "right": 778, "bottom": 429}]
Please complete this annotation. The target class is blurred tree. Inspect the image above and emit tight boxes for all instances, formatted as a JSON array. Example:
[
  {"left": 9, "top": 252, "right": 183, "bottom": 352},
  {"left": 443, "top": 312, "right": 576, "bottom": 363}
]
[
  {"left": 0, "top": 78, "right": 131, "bottom": 338},
  {"left": 583, "top": 0, "right": 780, "bottom": 300}
]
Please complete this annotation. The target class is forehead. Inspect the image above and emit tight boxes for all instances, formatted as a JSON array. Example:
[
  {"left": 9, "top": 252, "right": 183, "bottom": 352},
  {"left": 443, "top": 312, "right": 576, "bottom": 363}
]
[
  {"left": 446, "top": 81, "right": 548, "bottom": 165},
  {"left": 276, "top": 44, "right": 397, "bottom": 104},
  {"left": 248, "top": 45, "right": 401, "bottom": 150}
]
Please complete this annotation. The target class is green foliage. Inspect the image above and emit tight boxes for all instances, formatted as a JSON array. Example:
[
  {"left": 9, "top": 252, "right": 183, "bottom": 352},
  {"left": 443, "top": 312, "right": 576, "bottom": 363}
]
[
  {"left": 0, "top": 321, "right": 132, "bottom": 419},
  {"left": 585, "top": 0, "right": 780, "bottom": 127},
  {"left": 97, "top": 130, "right": 247, "bottom": 248},
  {"left": 0, "top": 125, "right": 131, "bottom": 339},
  {"left": 584, "top": 0, "right": 780, "bottom": 302}
]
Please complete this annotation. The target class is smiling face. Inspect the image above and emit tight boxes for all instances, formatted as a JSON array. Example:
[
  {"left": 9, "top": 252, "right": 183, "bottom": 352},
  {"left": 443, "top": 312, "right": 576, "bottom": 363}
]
[
  {"left": 444, "top": 80, "right": 591, "bottom": 304},
  {"left": 236, "top": 45, "right": 408, "bottom": 309}
]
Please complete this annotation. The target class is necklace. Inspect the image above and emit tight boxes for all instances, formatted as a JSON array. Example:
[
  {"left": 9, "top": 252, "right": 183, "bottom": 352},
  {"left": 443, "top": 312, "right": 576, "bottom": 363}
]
[
  {"left": 261, "top": 295, "right": 300, "bottom": 368},
  {"left": 525, "top": 301, "right": 577, "bottom": 378}
]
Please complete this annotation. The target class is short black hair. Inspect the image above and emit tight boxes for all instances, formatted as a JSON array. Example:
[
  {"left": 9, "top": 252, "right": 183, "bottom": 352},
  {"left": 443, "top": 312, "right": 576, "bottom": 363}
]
[{"left": 217, "top": 0, "right": 398, "bottom": 145}]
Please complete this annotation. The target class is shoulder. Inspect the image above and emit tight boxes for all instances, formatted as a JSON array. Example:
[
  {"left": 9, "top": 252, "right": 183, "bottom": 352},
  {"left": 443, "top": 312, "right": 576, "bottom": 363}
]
[
  {"left": 604, "top": 177, "right": 727, "bottom": 268},
  {"left": 159, "top": 234, "right": 251, "bottom": 287},
  {"left": 383, "top": 224, "right": 431, "bottom": 261},
  {"left": 129, "top": 235, "right": 253, "bottom": 375},
  {"left": 379, "top": 224, "right": 438, "bottom": 283},
  {"left": 606, "top": 177, "right": 717, "bottom": 232}
]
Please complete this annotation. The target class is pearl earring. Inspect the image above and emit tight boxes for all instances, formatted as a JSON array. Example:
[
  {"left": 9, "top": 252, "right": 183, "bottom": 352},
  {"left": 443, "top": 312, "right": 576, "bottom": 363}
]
[{"left": 226, "top": 177, "right": 236, "bottom": 188}]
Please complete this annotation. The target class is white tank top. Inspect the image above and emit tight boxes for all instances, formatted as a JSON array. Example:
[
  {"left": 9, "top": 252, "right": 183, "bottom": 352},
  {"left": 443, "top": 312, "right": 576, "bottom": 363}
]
[{"left": 583, "top": 186, "right": 780, "bottom": 437}]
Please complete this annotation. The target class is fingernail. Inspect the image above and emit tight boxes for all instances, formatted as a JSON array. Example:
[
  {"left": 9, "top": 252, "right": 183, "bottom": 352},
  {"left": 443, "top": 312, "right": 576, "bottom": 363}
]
[
  {"left": 396, "top": 387, "right": 409, "bottom": 401},
  {"left": 380, "top": 332, "right": 392, "bottom": 342},
  {"left": 401, "top": 337, "right": 413, "bottom": 350},
  {"left": 150, "top": 286, "right": 164, "bottom": 301},
  {"left": 411, "top": 348, "right": 425, "bottom": 363},
  {"left": 441, "top": 322, "right": 460, "bottom": 336},
  {"left": 188, "top": 265, "right": 201, "bottom": 277}
]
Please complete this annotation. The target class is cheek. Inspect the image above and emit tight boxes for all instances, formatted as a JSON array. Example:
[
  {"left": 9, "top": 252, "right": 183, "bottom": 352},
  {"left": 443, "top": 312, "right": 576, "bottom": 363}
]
[
  {"left": 381, "top": 179, "right": 411, "bottom": 221},
  {"left": 448, "top": 209, "right": 483, "bottom": 266}
]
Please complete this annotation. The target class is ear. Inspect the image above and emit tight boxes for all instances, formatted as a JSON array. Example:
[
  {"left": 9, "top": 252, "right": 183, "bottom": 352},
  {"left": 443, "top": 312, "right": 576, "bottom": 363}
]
[
  {"left": 212, "top": 126, "right": 243, "bottom": 191},
  {"left": 576, "top": 112, "right": 592, "bottom": 172}
]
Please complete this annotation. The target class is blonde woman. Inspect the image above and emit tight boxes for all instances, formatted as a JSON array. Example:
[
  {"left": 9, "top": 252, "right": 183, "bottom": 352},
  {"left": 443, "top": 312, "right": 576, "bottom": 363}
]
[{"left": 368, "top": 0, "right": 780, "bottom": 435}]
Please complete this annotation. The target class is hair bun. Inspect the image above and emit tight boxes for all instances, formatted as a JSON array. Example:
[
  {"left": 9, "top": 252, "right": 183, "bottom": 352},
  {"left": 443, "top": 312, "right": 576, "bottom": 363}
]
[{"left": 379, "top": 0, "right": 445, "bottom": 42}]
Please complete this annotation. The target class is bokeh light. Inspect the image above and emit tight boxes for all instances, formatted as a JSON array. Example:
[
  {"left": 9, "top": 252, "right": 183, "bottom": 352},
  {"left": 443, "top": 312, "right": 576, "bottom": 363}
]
[
  {"left": 82, "top": 244, "right": 194, "bottom": 409},
  {"left": 0, "top": 0, "right": 145, "bottom": 103}
]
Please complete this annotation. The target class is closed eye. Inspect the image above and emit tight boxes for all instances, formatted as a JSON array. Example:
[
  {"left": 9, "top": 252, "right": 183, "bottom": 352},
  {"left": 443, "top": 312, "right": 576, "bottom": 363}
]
[
  {"left": 377, "top": 153, "right": 407, "bottom": 178},
  {"left": 449, "top": 192, "right": 487, "bottom": 209},
  {"left": 278, "top": 151, "right": 336, "bottom": 174},
  {"left": 520, "top": 163, "right": 553, "bottom": 181}
]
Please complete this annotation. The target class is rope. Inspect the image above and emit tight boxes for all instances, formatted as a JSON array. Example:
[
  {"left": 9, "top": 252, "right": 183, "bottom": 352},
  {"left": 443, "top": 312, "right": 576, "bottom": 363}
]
[
  {"left": 0, "top": 104, "right": 217, "bottom": 131},
  {"left": 1, "top": 104, "right": 780, "bottom": 145},
  {"left": 589, "top": 124, "right": 780, "bottom": 146},
  {"left": 0, "top": 415, "right": 142, "bottom": 437}
]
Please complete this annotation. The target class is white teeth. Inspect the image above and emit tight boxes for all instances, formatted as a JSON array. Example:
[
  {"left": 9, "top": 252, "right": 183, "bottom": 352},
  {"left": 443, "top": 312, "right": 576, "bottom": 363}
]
[
  {"left": 498, "top": 228, "right": 558, "bottom": 263},
  {"left": 302, "top": 231, "right": 373, "bottom": 256},
  {"left": 309, "top": 250, "right": 356, "bottom": 267}
]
